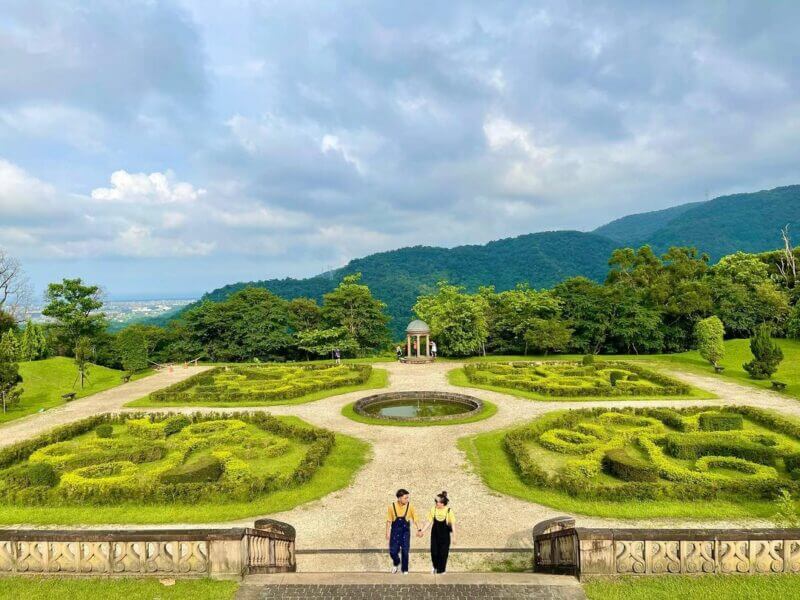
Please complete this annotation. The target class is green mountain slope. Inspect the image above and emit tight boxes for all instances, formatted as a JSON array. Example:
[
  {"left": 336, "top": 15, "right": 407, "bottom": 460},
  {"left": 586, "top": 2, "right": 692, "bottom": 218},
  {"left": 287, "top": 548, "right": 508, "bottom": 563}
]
[
  {"left": 191, "top": 231, "right": 619, "bottom": 337},
  {"left": 643, "top": 185, "right": 800, "bottom": 259},
  {"left": 593, "top": 201, "right": 702, "bottom": 244}
]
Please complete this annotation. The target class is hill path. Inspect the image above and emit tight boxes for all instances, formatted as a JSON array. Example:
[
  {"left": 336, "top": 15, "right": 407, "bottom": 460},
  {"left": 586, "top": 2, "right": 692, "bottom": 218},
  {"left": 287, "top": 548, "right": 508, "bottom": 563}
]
[{"left": 0, "top": 366, "right": 211, "bottom": 449}]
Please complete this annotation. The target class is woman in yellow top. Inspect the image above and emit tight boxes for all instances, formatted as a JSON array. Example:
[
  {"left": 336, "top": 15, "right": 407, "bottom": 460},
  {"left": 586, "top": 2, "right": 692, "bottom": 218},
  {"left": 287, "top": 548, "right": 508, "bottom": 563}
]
[{"left": 419, "top": 491, "right": 455, "bottom": 574}]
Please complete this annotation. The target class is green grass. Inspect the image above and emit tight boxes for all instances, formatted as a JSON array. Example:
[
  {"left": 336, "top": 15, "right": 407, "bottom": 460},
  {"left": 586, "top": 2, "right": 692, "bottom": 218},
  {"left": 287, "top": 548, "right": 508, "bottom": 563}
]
[
  {"left": 0, "top": 577, "right": 238, "bottom": 600},
  {"left": 0, "top": 415, "right": 370, "bottom": 525},
  {"left": 1, "top": 357, "right": 151, "bottom": 425},
  {"left": 127, "top": 367, "right": 389, "bottom": 408},
  {"left": 447, "top": 366, "right": 715, "bottom": 401},
  {"left": 583, "top": 575, "right": 800, "bottom": 600},
  {"left": 652, "top": 338, "right": 800, "bottom": 400},
  {"left": 341, "top": 398, "right": 498, "bottom": 427},
  {"left": 458, "top": 425, "right": 785, "bottom": 519}
]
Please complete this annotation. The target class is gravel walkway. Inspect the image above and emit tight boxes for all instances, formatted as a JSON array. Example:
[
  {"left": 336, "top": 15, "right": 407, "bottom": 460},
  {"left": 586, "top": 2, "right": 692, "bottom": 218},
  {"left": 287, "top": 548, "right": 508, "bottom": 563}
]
[
  {"left": 0, "top": 366, "right": 211, "bottom": 449},
  {"left": 3, "top": 361, "right": 798, "bottom": 572}
]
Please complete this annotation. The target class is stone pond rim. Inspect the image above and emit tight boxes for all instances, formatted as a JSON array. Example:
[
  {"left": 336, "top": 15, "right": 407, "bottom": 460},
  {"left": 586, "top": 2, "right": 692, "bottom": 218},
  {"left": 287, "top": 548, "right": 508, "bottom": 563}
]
[{"left": 353, "top": 391, "right": 483, "bottom": 422}]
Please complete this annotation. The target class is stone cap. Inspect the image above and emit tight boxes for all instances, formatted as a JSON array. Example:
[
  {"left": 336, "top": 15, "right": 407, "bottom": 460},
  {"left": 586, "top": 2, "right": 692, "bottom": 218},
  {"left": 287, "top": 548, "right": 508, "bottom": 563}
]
[{"left": 406, "top": 319, "right": 430, "bottom": 334}]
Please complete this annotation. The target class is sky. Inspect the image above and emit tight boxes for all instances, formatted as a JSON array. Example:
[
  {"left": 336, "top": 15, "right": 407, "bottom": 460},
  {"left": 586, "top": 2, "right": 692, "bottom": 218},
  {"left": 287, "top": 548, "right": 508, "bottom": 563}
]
[{"left": 1, "top": 1, "right": 800, "bottom": 300}]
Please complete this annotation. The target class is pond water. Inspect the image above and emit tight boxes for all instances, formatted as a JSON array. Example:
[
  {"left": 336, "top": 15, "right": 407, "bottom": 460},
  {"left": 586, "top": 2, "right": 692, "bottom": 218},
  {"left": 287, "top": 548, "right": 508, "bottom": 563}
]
[{"left": 363, "top": 399, "right": 472, "bottom": 419}]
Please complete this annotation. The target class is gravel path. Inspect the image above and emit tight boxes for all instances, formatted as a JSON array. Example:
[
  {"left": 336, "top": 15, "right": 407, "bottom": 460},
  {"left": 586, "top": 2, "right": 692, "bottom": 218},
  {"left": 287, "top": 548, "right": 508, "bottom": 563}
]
[
  {"left": 0, "top": 366, "right": 211, "bottom": 449},
  {"left": 3, "top": 360, "right": 797, "bottom": 572}
]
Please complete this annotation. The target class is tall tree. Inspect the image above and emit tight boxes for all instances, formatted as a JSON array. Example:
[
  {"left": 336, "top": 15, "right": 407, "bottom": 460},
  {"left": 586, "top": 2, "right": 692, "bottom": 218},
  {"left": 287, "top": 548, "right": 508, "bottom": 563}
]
[
  {"left": 482, "top": 284, "right": 562, "bottom": 354},
  {"left": 20, "top": 319, "right": 48, "bottom": 361},
  {"left": 73, "top": 337, "right": 92, "bottom": 389},
  {"left": 0, "top": 248, "right": 32, "bottom": 322},
  {"left": 321, "top": 273, "right": 390, "bottom": 353},
  {"left": 288, "top": 297, "right": 323, "bottom": 332},
  {"left": 524, "top": 318, "right": 573, "bottom": 355},
  {"left": 113, "top": 325, "right": 152, "bottom": 373},
  {"left": 695, "top": 316, "right": 725, "bottom": 368},
  {"left": 743, "top": 325, "right": 784, "bottom": 380},
  {"left": 413, "top": 282, "right": 488, "bottom": 357},
  {"left": 0, "top": 336, "right": 22, "bottom": 414},
  {"left": 42, "top": 278, "right": 107, "bottom": 353},
  {"left": 0, "top": 330, "right": 20, "bottom": 362}
]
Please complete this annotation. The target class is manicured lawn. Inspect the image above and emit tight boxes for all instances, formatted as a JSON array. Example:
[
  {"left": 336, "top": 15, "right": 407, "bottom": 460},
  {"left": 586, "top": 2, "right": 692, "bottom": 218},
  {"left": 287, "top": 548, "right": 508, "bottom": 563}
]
[
  {"left": 127, "top": 367, "right": 388, "bottom": 408},
  {"left": 583, "top": 575, "right": 800, "bottom": 600},
  {"left": 0, "top": 415, "right": 369, "bottom": 525},
  {"left": 653, "top": 338, "right": 800, "bottom": 400},
  {"left": 458, "top": 424, "right": 788, "bottom": 520},
  {"left": 341, "top": 399, "right": 498, "bottom": 427},
  {"left": 0, "top": 577, "right": 238, "bottom": 600},
  {"left": 1, "top": 357, "right": 151, "bottom": 425},
  {"left": 448, "top": 365, "right": 715, "bottom": 401}
]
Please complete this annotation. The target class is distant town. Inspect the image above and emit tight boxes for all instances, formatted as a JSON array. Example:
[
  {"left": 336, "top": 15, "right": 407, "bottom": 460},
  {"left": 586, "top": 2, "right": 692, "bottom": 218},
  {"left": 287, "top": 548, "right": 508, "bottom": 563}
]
[{"left": 27, "top": 299, "right": 195, "bottom": 326}]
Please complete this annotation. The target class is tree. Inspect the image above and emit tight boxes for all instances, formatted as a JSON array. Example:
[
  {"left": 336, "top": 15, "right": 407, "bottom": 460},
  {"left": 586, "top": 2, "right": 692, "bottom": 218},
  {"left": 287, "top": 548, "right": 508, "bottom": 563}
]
[
  {"left": 482, "top": 285, "right": 562, "bottom": 354},
  {"left": 288, "top": 297, "right": 323, "bottom": 332},
  {"left": 113, "top": 325, "right": 151, "bottom": 373},
  {"left": 183, "top": 287, "right": 294, "bottom": 361},
  {"left": 0, "top": 329, "right": 20, "bottom": 362},
  {"left": 694, "top": 316, "right": 725, "bottom": 368},
  {"left": 743, "top": 325, "right": 784, "bottom": 380},
  {"left": 73, "top": 337, "right": 92, "bottom": 389},
  {"left": 321, "top": 273, "right": 390, "bottom": 353},
  {"left": 20, "top": 319, "right": 48, "bottom": 361},
  {"left": 0, "top": 248, "right": 32, "bottom": 322},
  {"left": 552, "top": 277, "right": 612, "bottom": 354},
  {"left": 42, "top": 278, "right": 107, "bottom": 352},
  {"left": 0, "top": 338, "right": 22, "bottom": 414},
  {"left": 413, "top": 282, "right": 488, "bottom": 357},
  {"left": 523, "top": 318, "right": 573, "bottom": 355},
  {"left": 295, "top": 327, "right": 359, "bottom": 358}
]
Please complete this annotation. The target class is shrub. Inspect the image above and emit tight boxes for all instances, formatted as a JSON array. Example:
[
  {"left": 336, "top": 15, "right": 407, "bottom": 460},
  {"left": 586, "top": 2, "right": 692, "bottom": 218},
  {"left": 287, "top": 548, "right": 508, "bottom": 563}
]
[
  {"left": 698, "top": 412, "right": 744, "bottom": 432},
  {"left": 609, "top": 371, "right": 626, "bottom": 387},
  {"left": 159, "top": 455, "right": 223, "bottom": 485},
  {"left": 95, "top": 424, "right": 113, "bottom": 438},
  {"left": 743, "top": 325, "right": 784, "bottom": 380},
  {"left": 663, "top": 432, "right": 776, "bottom": 465},
  {"left": 582, "top": 354, "right": 595, "bottom": 366},
  {"left": 603, "top": 448, "right": 659, "bottom": 482},
  {"left": 695, "top": 316, "right": 725, "bottom": 367},
  {"left": 163, "top": 415, "right": 191, "bottom": 436},
  {"left": 784, "top": 453, "right": 800, "bottom": 473},
  {"left": 27, "top": 462, "right": 59, "bottom": 487}
]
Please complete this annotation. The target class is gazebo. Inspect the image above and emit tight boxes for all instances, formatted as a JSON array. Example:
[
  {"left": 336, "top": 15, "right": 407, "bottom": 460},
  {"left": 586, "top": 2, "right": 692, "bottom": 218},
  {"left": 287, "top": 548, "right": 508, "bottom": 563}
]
[{"left": 403, "top": 319, "right": 434, "bottom": 363}]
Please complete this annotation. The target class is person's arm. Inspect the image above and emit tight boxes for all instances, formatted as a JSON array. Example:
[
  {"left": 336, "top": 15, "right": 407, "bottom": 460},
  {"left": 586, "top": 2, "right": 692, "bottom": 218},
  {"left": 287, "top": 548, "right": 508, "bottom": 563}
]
[
  {"left": 386, "top": 505, "right": 392, "bottom": 540},
  {"left": 419, "top": 508, "right": 433, "bottom": 535}
]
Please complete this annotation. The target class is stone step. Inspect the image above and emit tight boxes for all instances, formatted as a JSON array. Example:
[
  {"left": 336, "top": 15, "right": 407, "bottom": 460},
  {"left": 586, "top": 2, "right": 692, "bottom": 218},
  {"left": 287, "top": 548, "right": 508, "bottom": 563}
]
[{"left": 236, "top": 572, "right": 586, "bottom": 600}]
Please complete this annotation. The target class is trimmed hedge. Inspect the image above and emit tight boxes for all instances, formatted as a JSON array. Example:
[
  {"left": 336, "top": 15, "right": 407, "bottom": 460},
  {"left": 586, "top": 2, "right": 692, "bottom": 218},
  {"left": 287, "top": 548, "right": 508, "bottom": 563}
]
[
  {"left": 95, "top": 424, "right": 113, "bottom": 439},
  {"left": 503, "top": 405, "right": 800, "bottom": 503},
  {"left": 0, "top": 411, "right": 337, "bottom": 506},
  {"left": 464, "top": 360, "right": 691, "bottom": 398},
  {"left": 602, "top": 448, "right": 659, "bottom": 482},
  {"left": 159, "top": 455, "right": 223, "bottom": 485},
  {"left": 149, "top": 363, "right": 372, "bottom": 404},
  {"left": 698, "top": 412, "right": 744, "bottom": 431}
]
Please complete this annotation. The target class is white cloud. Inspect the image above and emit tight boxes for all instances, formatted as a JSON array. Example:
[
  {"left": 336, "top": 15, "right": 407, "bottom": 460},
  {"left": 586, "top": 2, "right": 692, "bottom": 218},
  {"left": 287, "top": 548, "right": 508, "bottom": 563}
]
[
  {"left": 0, "top": 104, "right": 106, "bottom": 151},
  {"left": 0, "top": 158, "right": 63, "bottom": 220},
  {"left": 91, "top": 170, "right": 206, "bottom": 205}
]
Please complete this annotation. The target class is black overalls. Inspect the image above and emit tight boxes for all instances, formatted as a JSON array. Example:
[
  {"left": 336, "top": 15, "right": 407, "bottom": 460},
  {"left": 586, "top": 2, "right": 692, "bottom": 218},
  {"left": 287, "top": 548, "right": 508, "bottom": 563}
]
[
  {"left": 430, "top": 508, "right": 451, "bottom": 573},
  {"left": 389, "top": 502, "right": 411, "bottom": 572}
]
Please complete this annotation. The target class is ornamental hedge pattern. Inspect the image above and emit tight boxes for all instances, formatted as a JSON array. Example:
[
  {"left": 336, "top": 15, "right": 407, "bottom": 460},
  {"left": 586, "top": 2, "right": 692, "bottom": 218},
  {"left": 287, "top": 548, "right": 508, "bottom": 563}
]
[
  {"left": 0, "top": 412, "right": 335, "bottom": 505},
  {"left": 463, "top": 361, "right": 691, "bottom": 398},
  {"left": 149, "top": 363, "right": 372, "bottom": 404},
  {"left": 504, "top": 406, "right": 800, "bottom": 502}
]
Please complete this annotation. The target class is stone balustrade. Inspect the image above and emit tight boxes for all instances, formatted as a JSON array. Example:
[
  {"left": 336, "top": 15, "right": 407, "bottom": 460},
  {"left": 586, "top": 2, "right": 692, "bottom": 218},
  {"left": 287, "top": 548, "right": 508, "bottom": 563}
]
[
  {"left": 0, "top": 518, "right": 295, "bottom": 578},
  {"left": 533, "top": 517, "right": 800, "bottom": 579}
]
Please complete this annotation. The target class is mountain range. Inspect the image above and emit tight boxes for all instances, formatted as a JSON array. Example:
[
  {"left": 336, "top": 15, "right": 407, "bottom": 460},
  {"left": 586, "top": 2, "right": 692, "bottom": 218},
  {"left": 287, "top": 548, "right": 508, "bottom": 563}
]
[{"left": 159, "top": 185, "right": 800, "bottom": 336}]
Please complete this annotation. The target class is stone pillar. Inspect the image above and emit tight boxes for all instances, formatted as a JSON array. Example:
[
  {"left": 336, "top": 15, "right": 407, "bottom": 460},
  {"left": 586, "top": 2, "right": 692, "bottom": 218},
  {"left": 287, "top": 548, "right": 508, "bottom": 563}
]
[
  {"left": 407, "top": 335, "right": 411, "bottom": 358},
  {"left": 416, "top": 335, "right": 420, "bottom": 357},
  {"left": 425, "top": 335, "right": 430, "bottom": 356}
]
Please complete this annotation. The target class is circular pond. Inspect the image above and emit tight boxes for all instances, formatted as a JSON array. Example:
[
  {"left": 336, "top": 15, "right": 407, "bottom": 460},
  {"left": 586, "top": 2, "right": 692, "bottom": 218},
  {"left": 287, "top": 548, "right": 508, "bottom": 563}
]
[{"left": 354, "top": 391, "right": 483, "bottom": 423}]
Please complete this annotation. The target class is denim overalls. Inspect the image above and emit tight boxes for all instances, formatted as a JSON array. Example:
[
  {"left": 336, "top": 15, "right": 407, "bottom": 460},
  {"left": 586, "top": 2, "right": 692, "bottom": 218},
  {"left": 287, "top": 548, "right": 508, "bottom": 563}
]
[{"left": 389, "top": 502, "right": 411, "bottom": 572}]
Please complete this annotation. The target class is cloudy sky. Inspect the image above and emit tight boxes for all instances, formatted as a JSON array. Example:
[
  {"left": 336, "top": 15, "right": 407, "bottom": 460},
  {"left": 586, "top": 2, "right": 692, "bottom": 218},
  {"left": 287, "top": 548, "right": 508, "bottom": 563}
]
[{"left": 2, "top": 1, "right": 800, "bottom": 299}]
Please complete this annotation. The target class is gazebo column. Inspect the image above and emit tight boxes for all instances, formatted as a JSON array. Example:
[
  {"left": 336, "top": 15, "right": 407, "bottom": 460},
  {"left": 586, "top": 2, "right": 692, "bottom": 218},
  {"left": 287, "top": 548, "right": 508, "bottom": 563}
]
[
  {"left": 407, "top": 335, "right": 411, "bottom": 358},
  {"left": 415, "top": 334, "right": 420, "bottom": 357},
  {"left": 425, "top": 335, "right": 430, "bottom": 357}
]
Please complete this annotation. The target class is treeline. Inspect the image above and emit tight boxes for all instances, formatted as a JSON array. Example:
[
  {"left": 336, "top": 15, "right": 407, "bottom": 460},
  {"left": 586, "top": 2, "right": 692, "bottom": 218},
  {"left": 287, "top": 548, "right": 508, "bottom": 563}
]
[{"left": 2, "top": 242, "right": 800, "bottom": 371}]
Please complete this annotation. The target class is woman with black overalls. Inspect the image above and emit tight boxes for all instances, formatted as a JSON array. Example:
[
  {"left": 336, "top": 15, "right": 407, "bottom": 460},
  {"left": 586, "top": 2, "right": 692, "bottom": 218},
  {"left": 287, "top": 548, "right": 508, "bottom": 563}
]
[
  {"left": 386, "top": 488, "right": 421, "bottom": 574},
  {"left": 420, "top": 491, "right": 455, "bottom": 574}
]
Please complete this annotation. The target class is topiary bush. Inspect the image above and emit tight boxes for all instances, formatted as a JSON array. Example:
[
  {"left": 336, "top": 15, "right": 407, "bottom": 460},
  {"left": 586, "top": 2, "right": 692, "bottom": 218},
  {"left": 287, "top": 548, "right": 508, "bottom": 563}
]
[
  {"left": 743, "top": 325, "right": 784, "bottom": 380},
  {"left": 698, "top": 412, "right": 743, "bottom": 432},
  {"left": 159, "top": 455, "right": 223, "bottom": 485},
  {"left": 27, "top": 462, "right": 59, "bottom": 487},
  {"left": 95, "top": 424, "right": 113, "bottom": 439},
  {"left": 663, "top": 432, "right": 776, "bottom": 465},
  {"left": 582, "top": 354, "right": 595, "bottom": 366},
  {"left": 602, "top": 448, "right": 659, "bottom": 482}
]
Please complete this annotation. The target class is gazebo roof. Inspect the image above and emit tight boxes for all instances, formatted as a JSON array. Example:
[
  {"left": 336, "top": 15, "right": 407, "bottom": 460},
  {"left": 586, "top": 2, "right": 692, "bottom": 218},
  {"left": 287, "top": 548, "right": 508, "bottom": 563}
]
[{"left": 406, "top": 319, "right": 431, "bottom": 334}]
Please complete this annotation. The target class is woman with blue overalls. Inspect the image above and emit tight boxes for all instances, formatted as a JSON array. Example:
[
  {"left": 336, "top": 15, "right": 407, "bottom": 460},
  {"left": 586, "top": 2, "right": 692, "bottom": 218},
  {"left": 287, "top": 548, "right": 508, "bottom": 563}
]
[{"left": 386, "top": 488, "right": 421, "bottom": 574}]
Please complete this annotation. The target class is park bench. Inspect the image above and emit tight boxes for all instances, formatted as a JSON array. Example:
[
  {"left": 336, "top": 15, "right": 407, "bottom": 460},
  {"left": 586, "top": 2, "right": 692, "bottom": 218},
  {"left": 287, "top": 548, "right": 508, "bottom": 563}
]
[
  {"left": 771, "top": 381, "right": 787, "bottom": 391},
  {"left": 61, "top": 392, "right": 77, "bottom": 402},
  {"left": 713, "top": 365, "right": 725, "bottom": 374},
  {"left": 122, "top": 374, "right": 132, "bottom": 383}
]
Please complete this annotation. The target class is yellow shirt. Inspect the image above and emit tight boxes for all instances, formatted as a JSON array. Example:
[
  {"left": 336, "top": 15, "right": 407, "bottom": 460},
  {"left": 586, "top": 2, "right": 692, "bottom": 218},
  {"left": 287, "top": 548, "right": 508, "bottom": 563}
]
[
  {"left": 386, "top": 501, "right": 418, "bottom": 523},
  {"left": 428, "top": 506, "right": 455, "bottom": 524}
]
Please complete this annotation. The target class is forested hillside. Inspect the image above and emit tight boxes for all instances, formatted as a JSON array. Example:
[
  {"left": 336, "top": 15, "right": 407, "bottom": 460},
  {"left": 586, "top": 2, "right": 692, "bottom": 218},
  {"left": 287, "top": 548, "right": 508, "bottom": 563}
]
[{"left": 158, "top": 185, "right": 800, "bottom": 337}]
